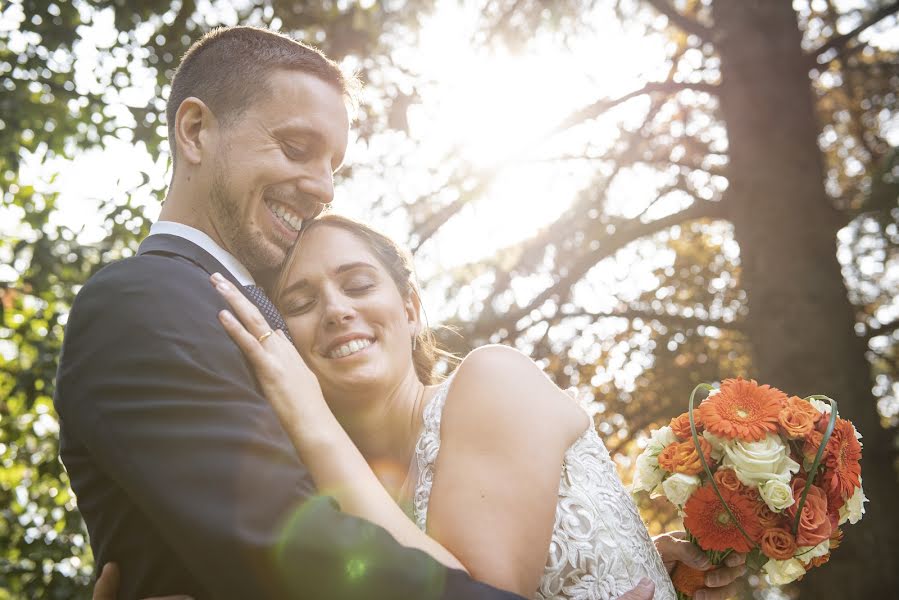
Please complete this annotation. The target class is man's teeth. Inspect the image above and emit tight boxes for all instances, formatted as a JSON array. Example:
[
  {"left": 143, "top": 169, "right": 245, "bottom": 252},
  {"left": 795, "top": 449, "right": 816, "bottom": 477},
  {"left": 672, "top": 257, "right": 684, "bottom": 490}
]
[
  {"left": 267, "top": 201, "right": 303, "bottom": 231},
  {"left": 329, "top": 338, "right": 373, "bottom": 359}
]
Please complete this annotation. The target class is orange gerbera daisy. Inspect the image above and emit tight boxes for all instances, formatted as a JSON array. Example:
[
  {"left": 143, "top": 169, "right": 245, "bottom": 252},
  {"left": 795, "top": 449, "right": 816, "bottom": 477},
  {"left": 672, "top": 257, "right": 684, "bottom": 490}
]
[
  {"left": 698, "top": 378, "right": 786, "bottom": 441},
  {"left": 821, "top": 419, "right": 862, "bottom": 501},
  {"left": 683, "top": 484, "right": 762, "bottom": 553}
]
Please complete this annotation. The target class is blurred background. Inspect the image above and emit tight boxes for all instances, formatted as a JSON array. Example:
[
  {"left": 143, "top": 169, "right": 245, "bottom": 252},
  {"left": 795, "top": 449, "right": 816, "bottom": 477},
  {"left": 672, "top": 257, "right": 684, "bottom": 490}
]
[{"left": 1, "top": 0, "right": 897, "bottom": 598}]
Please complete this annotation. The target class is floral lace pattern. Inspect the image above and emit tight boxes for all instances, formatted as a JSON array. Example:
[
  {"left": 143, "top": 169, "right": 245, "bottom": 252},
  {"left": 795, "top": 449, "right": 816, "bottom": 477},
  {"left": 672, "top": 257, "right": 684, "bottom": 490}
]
[{"left": 411, "top": 378, "right": 676, "bottom": 600}]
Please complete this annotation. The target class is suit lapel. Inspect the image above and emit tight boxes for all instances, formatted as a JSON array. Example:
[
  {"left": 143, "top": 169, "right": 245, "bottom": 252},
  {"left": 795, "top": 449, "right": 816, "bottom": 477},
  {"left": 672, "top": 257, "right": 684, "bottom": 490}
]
[{"left": 138, "top": 234, "right": 285, "bottom": 331}]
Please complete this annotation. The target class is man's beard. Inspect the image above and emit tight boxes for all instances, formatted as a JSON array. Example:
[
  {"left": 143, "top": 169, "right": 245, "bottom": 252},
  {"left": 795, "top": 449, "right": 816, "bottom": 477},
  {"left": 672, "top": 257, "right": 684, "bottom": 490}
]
[{"left": 209, "top": 157, "right": 285, "bottom": 284}]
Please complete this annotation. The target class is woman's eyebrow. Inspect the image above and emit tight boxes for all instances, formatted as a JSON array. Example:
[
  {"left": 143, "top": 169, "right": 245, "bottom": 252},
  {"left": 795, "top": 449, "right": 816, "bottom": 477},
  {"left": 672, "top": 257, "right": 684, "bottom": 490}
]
[{"left": 335, "top": 261, "right": 377, "bottom": 274}]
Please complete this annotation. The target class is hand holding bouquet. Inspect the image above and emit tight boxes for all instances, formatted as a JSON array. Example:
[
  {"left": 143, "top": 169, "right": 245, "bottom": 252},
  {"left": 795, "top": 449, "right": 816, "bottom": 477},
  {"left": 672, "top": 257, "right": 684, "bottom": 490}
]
[{"left": 632, "top": 379, "right": 867, "bottom": 599}]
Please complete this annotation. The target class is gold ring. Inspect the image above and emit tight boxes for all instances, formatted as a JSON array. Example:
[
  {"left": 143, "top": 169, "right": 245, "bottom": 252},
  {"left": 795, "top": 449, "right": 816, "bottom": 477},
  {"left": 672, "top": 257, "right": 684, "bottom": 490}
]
[{"left": 257, "top": 330, "right": 274, "bottom": 343}]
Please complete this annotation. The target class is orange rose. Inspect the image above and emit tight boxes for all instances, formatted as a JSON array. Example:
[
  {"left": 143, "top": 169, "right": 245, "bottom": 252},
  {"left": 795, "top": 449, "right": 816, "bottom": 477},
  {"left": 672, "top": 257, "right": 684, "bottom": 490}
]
[
  {"left": 760, "top": 527, "right": 797, "bottom": 560},
  {"left": 658, "top": 437, "right": 713, "bottom": 476},
  {"left": 713, "top": 468, "right": 742, "bottom": 492},
  {"left": 779, "top": 396, "right": 817, "bottom": 438},
  {"left": 672, "top": 563, "right": 707, "bottom": 597},
  {"left": 754, "top": 499, "right": 783, "bottom": 530},
  {"left": 788, "top": 478, "right": 832, "bottom": 547},
  {"left": 670, "top": 411, "right": 703, "bottom": 439},
  {"left": 802, "top": 429, "right": 824, "bottom": 463}
]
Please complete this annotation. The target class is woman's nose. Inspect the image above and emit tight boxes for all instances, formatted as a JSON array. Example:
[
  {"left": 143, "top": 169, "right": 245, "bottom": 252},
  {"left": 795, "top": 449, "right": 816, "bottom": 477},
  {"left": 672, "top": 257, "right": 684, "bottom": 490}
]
[{"left": 322, "top": 294, "right": 355, "bottom": 326}]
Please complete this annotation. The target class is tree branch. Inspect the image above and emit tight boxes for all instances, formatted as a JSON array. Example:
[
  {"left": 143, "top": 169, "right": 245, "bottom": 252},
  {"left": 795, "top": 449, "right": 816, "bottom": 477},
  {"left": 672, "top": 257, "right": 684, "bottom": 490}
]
[
  {"left": 560, "top": 307, "right": 744, "bottom": 332},
  {"left": 551, "top": 80, "right": 719, "bottom": 137},
  {"left": 812, "top": 1, "right": 899, "bottom": 59},
  {"left": 643, "top": 0, "right": 713, "bottom": 42},
  {"left": 470, "top": 199, "right": 730, "bottom": 339}
]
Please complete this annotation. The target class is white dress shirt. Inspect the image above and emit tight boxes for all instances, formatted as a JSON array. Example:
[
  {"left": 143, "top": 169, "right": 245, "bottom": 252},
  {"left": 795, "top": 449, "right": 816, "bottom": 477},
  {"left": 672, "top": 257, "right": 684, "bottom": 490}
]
[{"left": 148, "top": 221, "right": 255, "bottom": 286}]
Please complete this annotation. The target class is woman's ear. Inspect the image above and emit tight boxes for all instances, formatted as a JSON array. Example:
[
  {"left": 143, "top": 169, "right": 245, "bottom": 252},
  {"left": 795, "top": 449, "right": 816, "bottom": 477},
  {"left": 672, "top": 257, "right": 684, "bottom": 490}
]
[
  {"left": 404, "top": 288, "right": 422, "bottom": 338},
  {"left": 174, "top": 97, "right": 216, "bottom": 166}
]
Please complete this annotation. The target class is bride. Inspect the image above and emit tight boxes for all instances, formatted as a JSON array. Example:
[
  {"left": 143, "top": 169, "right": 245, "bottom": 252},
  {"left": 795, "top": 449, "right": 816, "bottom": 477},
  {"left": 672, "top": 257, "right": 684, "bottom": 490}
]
[{"left": 96, "top": 215, "right": 745, "bottom": 600}]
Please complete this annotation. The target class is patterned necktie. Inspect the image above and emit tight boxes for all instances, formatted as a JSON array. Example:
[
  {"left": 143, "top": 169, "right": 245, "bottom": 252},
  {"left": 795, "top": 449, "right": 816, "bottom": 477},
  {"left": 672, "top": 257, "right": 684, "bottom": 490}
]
[{"left": 243, "top": 284, "right": 294, "bottom": 345}]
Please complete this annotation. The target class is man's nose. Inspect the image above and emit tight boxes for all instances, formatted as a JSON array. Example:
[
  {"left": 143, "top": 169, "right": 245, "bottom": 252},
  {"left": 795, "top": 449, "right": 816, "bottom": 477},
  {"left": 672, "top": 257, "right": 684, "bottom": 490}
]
[{"left": 299, "top": 160, "right": 335, "bottom": 208}]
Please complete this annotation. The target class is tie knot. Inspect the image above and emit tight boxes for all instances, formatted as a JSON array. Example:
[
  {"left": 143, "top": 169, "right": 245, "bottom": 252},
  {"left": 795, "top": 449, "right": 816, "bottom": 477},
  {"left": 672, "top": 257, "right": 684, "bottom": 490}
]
[{"left": 243, "top": 284, "right": 294, "bottom": 345}]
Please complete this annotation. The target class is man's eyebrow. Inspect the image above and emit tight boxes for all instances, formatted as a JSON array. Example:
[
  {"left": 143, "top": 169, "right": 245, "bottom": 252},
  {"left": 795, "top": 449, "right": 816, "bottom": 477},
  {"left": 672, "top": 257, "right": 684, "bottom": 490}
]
[
  {"left": 274, "top": 124, "right": 325, "bottom": 143},
  {"left": 281, "top": 262, "right": 377, "bottom": 296}
]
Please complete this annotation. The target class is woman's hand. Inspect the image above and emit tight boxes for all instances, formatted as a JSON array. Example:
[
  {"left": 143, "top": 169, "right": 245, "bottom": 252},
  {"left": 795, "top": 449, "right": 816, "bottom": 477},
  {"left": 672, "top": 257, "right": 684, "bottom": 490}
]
[
  {"left": 210, "top": 273, "right": 330, "bottom": 431},
  {"left": 93, "top": 563, "right": 194, "bottom": 600},
  {"left": 654, "top": 531, "right": 747, "bottom": 600}
]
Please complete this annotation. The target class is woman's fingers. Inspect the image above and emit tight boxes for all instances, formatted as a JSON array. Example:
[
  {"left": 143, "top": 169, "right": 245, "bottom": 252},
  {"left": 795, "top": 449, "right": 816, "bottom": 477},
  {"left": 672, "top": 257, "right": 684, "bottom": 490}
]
[
  {"left": 93, "top": 563, "right": 120, "bottom": 600},
  {"left": 210, "top": 273, "right": 271, "bottom": 339},
  {"left": 704, "top": 563, "right": 747, "bottom": 588},
  {"left": 694, "top": 581, "right": 739, "bottom": 600}
]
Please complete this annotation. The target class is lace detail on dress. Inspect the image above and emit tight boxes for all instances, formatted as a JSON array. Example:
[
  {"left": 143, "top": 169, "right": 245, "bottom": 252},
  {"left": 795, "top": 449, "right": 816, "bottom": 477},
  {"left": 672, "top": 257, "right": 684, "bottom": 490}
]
[{"left": 411, "top": 378, "right": 676, "bottom": 600}]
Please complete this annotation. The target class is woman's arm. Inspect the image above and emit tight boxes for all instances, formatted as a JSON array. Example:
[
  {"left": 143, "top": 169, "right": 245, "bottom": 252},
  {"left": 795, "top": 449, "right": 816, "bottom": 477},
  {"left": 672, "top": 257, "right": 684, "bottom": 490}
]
[
  {"left": 211, "top": 274, "right": 465, "bottom": 571},
  {"left": 425, "top": 345, "right": 591, "bottom": 596}
]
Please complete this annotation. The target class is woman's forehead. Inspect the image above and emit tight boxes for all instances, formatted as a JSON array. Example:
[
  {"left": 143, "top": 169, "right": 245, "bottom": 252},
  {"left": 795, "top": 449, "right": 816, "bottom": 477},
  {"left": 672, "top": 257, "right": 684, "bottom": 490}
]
[{"left": 291, "top": 225, "right": 380, "bottom": 275}]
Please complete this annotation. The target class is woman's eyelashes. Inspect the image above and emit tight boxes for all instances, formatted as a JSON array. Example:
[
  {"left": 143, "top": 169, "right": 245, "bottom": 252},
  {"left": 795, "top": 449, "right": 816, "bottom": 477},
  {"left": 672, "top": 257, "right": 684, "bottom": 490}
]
[{"left": 284, "top": 281, "right": 376, "bottom": 315}]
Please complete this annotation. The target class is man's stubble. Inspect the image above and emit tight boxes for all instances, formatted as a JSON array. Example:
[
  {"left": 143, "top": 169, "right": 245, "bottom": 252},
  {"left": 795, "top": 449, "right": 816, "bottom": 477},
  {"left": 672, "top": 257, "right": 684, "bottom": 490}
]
[{"left": 209, "top": 151, "right": 285, "bottom": 285}]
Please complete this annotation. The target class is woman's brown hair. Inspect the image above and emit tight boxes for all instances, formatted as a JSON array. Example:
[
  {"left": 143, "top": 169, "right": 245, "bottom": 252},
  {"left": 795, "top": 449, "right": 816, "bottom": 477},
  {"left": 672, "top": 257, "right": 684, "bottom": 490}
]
[{"left": 273, "top": 214, "right": 455, "bottom": 384}]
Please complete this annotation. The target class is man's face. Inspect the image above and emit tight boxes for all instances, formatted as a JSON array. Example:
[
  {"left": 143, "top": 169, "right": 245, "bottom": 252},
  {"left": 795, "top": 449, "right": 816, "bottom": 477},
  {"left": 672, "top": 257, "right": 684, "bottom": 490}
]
[{"left": 206, "top": 69, "right": 349, "bottom": 281}]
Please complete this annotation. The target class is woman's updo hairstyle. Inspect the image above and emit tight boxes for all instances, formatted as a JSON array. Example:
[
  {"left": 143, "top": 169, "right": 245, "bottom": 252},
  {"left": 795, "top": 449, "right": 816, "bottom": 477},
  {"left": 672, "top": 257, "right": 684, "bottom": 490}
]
[{"left": 273, "top": 214, "right": 451, "bottom": 384}]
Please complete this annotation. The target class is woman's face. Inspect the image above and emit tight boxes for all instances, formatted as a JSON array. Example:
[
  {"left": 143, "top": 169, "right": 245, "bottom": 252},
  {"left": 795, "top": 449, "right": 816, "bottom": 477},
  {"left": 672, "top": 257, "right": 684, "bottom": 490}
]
[{"left": 279, "top": 225, "right": 419, "bottom": 398}]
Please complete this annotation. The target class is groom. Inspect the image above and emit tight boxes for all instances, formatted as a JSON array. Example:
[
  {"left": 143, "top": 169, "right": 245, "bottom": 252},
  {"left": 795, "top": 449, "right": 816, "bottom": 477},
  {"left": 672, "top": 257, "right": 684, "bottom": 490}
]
[
  {"left": 57, "top": 26, "right": 670, "bottom": 600},
  {"left": 55, "top": 26, "right": 524, "bottom": 600}
]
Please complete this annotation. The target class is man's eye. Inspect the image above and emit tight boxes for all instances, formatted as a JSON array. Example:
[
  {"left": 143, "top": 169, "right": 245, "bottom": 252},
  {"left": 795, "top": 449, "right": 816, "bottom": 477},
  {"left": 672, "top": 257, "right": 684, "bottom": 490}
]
[{"left": 282, "top": 144, "right": 308, "bottom": 160}]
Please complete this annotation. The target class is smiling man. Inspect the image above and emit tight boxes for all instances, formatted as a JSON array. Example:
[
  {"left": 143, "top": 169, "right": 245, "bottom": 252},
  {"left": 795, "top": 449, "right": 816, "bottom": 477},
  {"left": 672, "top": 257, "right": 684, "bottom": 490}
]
[{"left": 52, "top": 27, "right": 527, "bottom": 600}]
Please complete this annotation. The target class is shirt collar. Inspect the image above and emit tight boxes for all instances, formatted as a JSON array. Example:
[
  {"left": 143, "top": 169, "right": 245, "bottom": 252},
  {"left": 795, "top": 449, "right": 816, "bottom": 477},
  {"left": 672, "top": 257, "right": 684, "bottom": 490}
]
[{"left": 148, "top": 221, "right": 255, "bottom": 286}]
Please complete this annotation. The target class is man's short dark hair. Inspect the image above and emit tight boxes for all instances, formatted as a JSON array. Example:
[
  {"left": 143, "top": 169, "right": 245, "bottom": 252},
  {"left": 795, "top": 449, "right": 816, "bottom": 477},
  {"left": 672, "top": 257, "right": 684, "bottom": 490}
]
[{"left": 165, "top": 26, "right": 356, "bottom": 167}]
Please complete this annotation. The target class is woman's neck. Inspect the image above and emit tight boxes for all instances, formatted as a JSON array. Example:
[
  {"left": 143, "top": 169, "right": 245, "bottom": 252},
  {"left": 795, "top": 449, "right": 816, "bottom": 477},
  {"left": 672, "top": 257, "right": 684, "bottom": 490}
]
[{"left": 327, "top": 370, "right": 435, "bottom": 498}]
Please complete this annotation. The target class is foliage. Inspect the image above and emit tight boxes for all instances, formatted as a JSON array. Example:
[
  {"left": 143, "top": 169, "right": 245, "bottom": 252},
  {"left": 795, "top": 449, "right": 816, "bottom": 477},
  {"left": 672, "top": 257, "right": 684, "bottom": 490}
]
[{"left": 1, "top": 0, "right": 897, "bottom": 597}]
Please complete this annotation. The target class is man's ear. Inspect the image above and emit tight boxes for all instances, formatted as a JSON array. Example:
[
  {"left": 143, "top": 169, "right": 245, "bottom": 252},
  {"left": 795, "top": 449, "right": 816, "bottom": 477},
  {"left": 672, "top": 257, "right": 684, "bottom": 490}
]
[{"left": 174, "top": 97, "right": 216, "bottom": 166}]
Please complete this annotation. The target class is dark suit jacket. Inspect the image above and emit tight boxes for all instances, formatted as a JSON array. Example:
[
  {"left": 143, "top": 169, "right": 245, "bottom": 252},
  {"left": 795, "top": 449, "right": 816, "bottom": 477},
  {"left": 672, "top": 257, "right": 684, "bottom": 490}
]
[{"left": 55, "top": 233, "right": 523, "bottom": 600}]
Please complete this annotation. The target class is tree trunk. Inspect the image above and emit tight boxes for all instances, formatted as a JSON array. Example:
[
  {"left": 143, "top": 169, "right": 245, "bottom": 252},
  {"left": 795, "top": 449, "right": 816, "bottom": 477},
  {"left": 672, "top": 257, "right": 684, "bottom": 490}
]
[{"left": 711, "top": 1, "right": 898, "bottom": 597}]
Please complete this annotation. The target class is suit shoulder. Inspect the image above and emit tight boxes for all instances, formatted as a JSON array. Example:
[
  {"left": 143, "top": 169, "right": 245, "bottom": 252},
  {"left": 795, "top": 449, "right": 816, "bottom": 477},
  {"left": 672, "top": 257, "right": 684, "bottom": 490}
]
[{"left": 70, "top": 253, "right": 221, "bottom": 330}]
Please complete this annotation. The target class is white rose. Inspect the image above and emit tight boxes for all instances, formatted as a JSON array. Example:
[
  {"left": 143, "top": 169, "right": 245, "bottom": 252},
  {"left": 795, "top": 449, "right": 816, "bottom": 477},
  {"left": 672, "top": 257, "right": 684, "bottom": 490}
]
[
  {"left": 632, "top": 450, "right": 665, "bottom": 494},
  {"left": 650, "top": 426, "right": 678, "bottom": 449},
  {"left": 758, "top": 479, "right": 795, "bottom": 512},
  {"left": 762, "top": 558, "right": 806, "bottom": 585},
  {"left": 796, "top": 539, "right": 830, "bottom": 565},
  {"left": 809, "top": 399, "right": 831, "bottom": 416},
  {"left": 839, "top": 481, "right": 868, "bottom": 525},
  {"left": 661, "top": 473, "right": 701, "bottom": 508},
  {"left": 702, "top": 430, "right": 727, "bottom": 461},
  {"left": 721, "top": 434, "right": 800, "bottom": 487}
]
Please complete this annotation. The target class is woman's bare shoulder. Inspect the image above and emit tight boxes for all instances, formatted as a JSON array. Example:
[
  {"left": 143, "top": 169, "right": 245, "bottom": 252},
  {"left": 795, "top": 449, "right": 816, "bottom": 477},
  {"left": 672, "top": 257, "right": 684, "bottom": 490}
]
[{"left": 443, "top": 344, "right": 590, "bottom": 452}]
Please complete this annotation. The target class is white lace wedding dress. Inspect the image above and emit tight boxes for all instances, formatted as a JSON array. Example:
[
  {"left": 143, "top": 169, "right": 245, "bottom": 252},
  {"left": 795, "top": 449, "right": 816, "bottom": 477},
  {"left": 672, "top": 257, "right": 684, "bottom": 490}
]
[{"left": 409, "top": 376, "right": 676, "bottom": 600}]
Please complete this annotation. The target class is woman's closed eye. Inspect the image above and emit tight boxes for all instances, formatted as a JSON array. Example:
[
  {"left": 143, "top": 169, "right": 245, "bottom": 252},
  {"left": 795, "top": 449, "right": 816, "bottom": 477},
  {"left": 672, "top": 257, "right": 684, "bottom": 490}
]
[{"left": 285, "top": 298, "right": 315, "bottom": 315}]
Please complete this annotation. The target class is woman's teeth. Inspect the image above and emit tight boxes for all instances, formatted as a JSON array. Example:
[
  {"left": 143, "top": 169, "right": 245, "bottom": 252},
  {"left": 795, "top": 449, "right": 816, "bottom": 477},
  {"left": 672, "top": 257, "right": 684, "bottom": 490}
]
[
  {"left": 329, "top": 338, "right": 373, "bottom": 359},
  {"left": 267, "top": 201, "right": 303, "bottom": 231}
]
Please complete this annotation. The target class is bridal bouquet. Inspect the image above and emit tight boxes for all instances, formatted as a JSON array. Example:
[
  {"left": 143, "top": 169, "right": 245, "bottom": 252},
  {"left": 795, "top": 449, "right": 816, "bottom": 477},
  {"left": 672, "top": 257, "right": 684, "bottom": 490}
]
[{"left": 632, "top": 378, "right": 866, "bottom": 599}]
